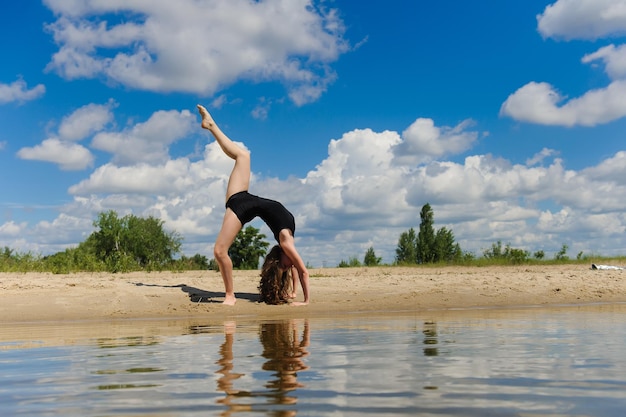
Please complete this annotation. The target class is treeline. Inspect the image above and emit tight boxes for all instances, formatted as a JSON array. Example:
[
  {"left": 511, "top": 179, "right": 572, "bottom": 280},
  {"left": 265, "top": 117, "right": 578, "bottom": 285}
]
[
  {"left": 0, "top": 206, "right": 610, "bottom": 274},
  {"left": 0, "top": 211, "right": 206, "bottom": 273},
  {"left": 0, "top": 210, "right": 272, "bottom": 274},
  {"left": 338, "top": 203, "right": 591, "bottom": 267},
  {"left": 339, "top": 203, "right": 463, "bottom": 267}
]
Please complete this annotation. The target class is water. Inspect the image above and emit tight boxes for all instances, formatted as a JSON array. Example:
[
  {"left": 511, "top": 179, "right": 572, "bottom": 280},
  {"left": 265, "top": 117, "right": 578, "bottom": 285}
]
[{"left": 1, "top": 304, "right": 625, "bottom": 416}]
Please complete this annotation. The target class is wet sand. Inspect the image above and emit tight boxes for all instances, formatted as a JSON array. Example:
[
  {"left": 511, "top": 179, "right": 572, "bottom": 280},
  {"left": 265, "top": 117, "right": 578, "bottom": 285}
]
[{"left": 1, "top": 264, "right": 624, "bottom": 324}]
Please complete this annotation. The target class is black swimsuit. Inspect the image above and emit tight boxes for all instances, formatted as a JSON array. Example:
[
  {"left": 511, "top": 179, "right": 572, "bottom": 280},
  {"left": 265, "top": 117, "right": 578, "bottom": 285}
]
[{"left": 225, "top": 191, "right": 295, "bottom": 242}]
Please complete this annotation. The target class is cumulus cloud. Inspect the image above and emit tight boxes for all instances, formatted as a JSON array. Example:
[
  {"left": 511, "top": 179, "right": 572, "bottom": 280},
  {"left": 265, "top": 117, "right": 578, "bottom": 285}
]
[
  {"left": 0, "top": 78, "right": 45, "bottom": 104},
  {"left": 500, "top": 80, "right": 626, "bottom": 126},
  {"left": 30, "top": 213, "right": 95, "bottom": 245},
  {"left": 393, "top": 118, "right": 479, "bottom": 164},
  {"left": 43, "top": 0, "right": 350, "bottom": 105},
  {"left": 16, "top": 101, "right": 194, "bottom": 171},
  {"left": 17, "top": 138, "right": 94, "bottom": 170},
  {"left": 537, "top": 0, "right": 626, "bottom": 40},
  {"left": 69, "top": 162, "right": 189, "bottom": 196},
  {"left": 273, "top": 120, "right": 626, "bottom": 262},
  {"left": 526, "top": 148, "right": 559, "bottom": 166},
  {"left": 0, "top": 221, "right": 26, "bottom": 237},
  {"left": 582, "top": 44, "right": 626, "bottom": 79},
  {"left": 10, "top": 109, "right": 626, "bottom": 265},
  {"left": 91, "top": 109, "right": 196, "bottom": 165},
  {"left": 502, "top": 0, "right": 626, "bottom": 126},
  {"left": 304, "top": 128, "right": 405, "bottom": 225},
  {"left": 17, "top": 101, "right": 115, "bottom": 170},
  {"left": 58, "top": 100, "right": 116, "bottom": 141},
  {"left": 581, "top": 150, "right": 626, "bottom": 183}
]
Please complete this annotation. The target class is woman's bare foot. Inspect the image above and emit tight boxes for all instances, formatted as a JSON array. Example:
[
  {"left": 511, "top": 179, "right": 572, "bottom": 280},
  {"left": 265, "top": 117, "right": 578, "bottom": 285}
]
[
  {"left": 197, "top": 104, "right": 215, "bottom": 130},
  {"left": 223, "top": 320, "right": 236, "bottom": 334},
  {"left": 223, "top": 294, "right": 237, "bottom": 306}
]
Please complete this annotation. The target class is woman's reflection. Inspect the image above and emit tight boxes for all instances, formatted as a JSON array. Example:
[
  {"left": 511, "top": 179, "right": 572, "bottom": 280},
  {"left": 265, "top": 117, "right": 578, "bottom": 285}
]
[
  {"left": 215, "top": 319, "right": 310, "bottom": 416},
  {"left": 259, "top": 319, "right": 310, "bottom": 406},
  {"left": 215, "top": 321, "right": 251, "bottom": 414}
]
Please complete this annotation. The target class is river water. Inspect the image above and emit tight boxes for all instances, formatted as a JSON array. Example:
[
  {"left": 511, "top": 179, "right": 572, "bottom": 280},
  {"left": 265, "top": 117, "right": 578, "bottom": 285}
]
[{"left": 1, "top": 304, "right": 625, "bottom": 416}]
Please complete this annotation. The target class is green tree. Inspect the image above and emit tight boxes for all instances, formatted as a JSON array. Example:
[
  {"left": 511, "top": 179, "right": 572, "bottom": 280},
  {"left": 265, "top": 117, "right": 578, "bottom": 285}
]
[
  {"left": 483, "top": 240, "right": 530, "bottom": 264},
  {"left": 126, "top": 215, "right": 181, "bottom": 269},
  {"left": 363, "top": 246, "right": 382, "bottom": 266},
  {"left": 395, "top": 227, "right": 417, "bottom": 264},
  {"left": 175, "top": 254, "right": 210, "bottom": 270},
  {"left": 416, "top": 203, "right": 436, "bottom": 264},
  {"left": 396, "top": 204, "right": 462, "bottom": 265},
  {"left": 483, "top": 240, "right": 504, "bottom": 259},
  {"left": 433, "top": 227, "right": 461, "bottom": 262},
  {"left": 87, "top": 210, "right": 182, "bottom": 272},
  {"left": 44, "top": 246, "right": 105, "bottom": 274},
  {"left": 554, "top": 244, "right": 569, "bottom": 261},
  {"left": 229, "top": 226, "right": 270, "bottom": 269},
  {"left": 90, "top": 210, "right": 125, "bottom": 261},
  {"left": 338, "top": 256, "right": 361, "bottom": 268}
]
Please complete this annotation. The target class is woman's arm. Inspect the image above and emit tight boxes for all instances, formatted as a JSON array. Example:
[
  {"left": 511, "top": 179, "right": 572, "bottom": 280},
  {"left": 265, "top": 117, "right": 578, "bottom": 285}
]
[
  {"left": 289, "top": 265, "right": 299, "bottom": 299},
  {"left": 279, "top": 231, "right": 310, "bottom": 305}
]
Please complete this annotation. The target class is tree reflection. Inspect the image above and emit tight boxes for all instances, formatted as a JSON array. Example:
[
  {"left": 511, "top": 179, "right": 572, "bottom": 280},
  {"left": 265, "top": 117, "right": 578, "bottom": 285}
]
[{"left": 423, "top": 321, "right": 438, "bottom": 357}]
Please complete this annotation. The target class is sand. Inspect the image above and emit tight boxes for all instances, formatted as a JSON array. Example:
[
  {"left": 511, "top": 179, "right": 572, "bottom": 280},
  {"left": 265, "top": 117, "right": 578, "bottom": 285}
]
[{"left": 0, "top": 264, "right": 624, "bottom": 324}]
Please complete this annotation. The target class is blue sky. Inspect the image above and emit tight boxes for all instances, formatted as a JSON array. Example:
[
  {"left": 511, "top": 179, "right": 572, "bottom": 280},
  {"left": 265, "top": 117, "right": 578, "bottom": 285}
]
[{"left": 2, "top": 0, "right": 626, "bottom": 266}]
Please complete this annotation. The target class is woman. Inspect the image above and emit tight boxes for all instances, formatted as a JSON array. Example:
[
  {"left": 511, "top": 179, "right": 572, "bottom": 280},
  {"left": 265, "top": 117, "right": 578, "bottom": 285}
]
[{"left": 197, "top": 105, "right": 310, "bottom": 306}]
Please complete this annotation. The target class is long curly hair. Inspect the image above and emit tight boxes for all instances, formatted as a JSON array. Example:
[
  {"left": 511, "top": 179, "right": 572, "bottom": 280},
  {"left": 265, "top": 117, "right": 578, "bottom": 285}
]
[{"left": 258, "top": 245, "right": 292, "bottom": 304}]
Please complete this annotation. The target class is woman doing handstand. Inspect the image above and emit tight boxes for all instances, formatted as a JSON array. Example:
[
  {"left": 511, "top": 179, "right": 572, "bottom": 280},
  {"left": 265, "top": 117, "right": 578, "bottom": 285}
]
[{"left": 197, "top": 105, "right": 310, "bottom": 306}]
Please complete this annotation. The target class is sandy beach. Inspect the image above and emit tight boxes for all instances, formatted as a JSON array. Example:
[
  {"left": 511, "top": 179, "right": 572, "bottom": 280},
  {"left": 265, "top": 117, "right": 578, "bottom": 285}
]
[{"left": 0, "top": 264, "right": 624, "bottom": 324}]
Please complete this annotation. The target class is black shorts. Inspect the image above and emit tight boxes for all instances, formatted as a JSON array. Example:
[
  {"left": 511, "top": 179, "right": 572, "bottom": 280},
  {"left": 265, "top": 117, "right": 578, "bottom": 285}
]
[{"left": 225, "top": 191, "right": 295, "bottom": 242}]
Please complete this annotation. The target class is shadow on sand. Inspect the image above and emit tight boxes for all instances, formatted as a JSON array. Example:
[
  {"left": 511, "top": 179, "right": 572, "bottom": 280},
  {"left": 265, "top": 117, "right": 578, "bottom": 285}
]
[{"left": 131, "top": 282, "right": 260, "bottom": 304}]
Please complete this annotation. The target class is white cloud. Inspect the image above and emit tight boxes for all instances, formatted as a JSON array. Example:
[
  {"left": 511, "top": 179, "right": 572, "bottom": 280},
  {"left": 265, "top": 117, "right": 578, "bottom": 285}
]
[
  {"left": 68, "top": 158, "right": 207, "bottom": 196},
  {"left": 16, "top": 100, "right": 118, "bottom": 170},
  {"left": 31, "top": 213, "right": 94, "bottom": 245},
  {"left": 251, "top": 98, "right": 271, "bottom": 121},
  {"left": 537, "top": 0, "right": 626, "bottom": 40},
  {"left": 526, "top": 148, "right": 558, "bottom": 166},
  {"left": 581, "top": 150, "right": 626, "bottom": 183},
  {"left": 0, "top": 78, "right": 45, "bottom": 104},
  {"left": 211, "top": 95, "right": 227, "bottom": 109},
  {"left": 43, "top": 0, "right": 350, "bottom": 105},
  {"left": 503, "top": 0, "right": 626, "bottom": 127},
  {"left": 17, "top": 138, "right": 94, "bottom": 170},
  {"left": 11, "top": 112, "right": 626, "bottom": 265},
  {"left": 393, "top": 118, "right": 479, "bottom": 164},
  {"left": 500, "top": 80, "right": 626, "bottom": 126},
  {"left": 90, "top": 109, "right": 196, "bottom": 165},
  {"left": 58, "top": 100, "right": 116, "bottom": 141},
  {"left": 582, "top": 44, "right": 626, "bottom": 80},
  {"left": 0, "top": 221, "right": 26, "bottom": 237},
  {"left": 65, "top": 140, "right": 248, "bottom": 238}
]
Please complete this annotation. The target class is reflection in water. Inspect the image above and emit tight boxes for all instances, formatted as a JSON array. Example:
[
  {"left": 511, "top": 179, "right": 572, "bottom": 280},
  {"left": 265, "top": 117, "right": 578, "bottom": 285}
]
[
  {"left": 2, "top": 306, "right": 626, "bottom": 416},
  {"left": 215, "top": 321, "right": 250, "bottom": 414},
  {"left": 96, "top": 336, "right": 159, "bottom": 349},
  {"left": 215, "top": 319, "right": 310, "bottom": 416},
  {"left": 423, "top": 321, "right": 438, "bottom": 357},
  {"left": 259, "top": 320, "right": 310, "bottom": 406}
]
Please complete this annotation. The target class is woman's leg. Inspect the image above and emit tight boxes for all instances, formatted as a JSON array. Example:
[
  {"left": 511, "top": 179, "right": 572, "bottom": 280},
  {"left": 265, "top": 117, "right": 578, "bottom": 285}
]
[
  {"left": 214, "top": 209, "right": 242, "bottom": 305},
  {"left": 198, "top": 104, "right": 250, "bottom": 305},
  {"left": 197, "top": 105, "right": 250, "bottom": 200}
]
